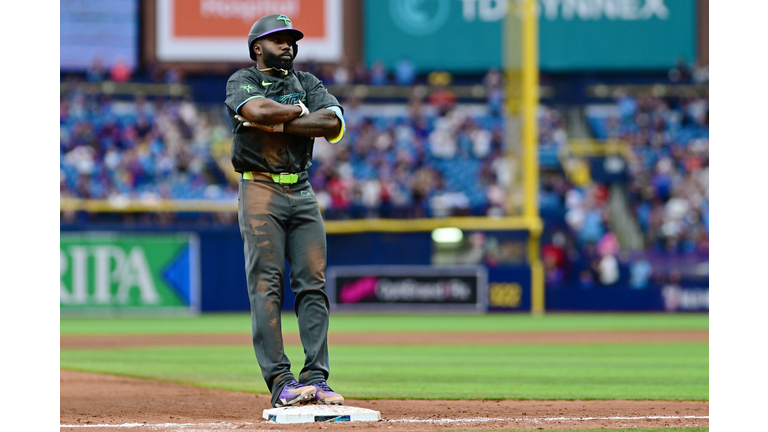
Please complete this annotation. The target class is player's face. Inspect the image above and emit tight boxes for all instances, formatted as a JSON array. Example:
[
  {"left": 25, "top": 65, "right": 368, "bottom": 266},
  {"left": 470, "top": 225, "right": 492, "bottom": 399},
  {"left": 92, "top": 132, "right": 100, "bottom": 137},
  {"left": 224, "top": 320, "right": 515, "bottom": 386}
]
[{"left": 256, "top": 33, "right": 295, "bottom": 70}]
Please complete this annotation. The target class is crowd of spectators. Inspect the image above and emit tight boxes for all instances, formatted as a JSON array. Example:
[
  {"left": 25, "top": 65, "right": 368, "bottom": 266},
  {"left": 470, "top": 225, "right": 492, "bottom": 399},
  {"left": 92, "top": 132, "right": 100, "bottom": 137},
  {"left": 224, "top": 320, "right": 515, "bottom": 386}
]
[
  {"left": 61, "top": 61, "right": 708, "bottom": 289},
  {"left": 539, "top": 92, "right": 709, "bottom": 289},
  {"left": 60, "top": 85, "right": 236, "bottom": 207},
  {"left": 60, "top": 66, "right": 514, "bottom": 222},
  {"left": 540, "top": 179, "right": 625, "bottom": 289},
  {"left": 597, "top": 93, "right": 709, "bottom": 257},
  {"left": 306, "top": 92, "right": 510, "bottom": 220}
]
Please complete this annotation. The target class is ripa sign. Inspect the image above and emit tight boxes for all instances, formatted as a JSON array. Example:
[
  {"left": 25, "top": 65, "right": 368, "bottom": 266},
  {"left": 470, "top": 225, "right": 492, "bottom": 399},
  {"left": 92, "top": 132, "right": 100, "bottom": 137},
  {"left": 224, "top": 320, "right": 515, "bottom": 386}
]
[{"left": 60, "top": 232, "right": 201, "bottom": 314}]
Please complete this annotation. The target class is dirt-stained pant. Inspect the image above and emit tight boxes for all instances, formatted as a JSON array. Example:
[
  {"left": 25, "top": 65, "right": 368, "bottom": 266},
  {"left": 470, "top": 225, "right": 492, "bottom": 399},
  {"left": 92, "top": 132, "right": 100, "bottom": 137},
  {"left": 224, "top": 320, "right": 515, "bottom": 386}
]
[{"left": 237, "top": 173, "right": 330, "bottom": 407}]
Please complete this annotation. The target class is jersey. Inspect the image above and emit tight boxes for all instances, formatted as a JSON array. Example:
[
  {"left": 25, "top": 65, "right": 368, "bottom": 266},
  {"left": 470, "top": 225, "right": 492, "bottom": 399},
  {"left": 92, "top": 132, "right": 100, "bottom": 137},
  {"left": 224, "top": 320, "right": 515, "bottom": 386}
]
[{"left": 225, "top": 67, "right": 343, "bottom": 174}]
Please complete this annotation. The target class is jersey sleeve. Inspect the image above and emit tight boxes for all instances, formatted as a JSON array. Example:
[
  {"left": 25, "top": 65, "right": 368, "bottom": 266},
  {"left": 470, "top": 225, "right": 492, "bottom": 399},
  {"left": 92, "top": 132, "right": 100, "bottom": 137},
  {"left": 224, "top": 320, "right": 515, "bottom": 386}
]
[
  {"left": 225, "top": 70, "right": 266, "bottom": 115},
  {"left": 301, "top": 73, "right": 343, "bottom": 114},
  {"left": 300, "top": 73, "right": 345, "bottom": 143}
]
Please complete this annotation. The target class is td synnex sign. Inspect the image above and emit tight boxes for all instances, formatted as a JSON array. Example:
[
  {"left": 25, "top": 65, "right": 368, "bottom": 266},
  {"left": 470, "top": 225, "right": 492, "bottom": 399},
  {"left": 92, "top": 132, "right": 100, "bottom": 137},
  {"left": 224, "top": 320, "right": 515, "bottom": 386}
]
[
  {"left": 365, "top": 0, "right": 696, "bottom": 71},
  {"left": 460, "top": 0, "right": 670, "bottom": 21}
]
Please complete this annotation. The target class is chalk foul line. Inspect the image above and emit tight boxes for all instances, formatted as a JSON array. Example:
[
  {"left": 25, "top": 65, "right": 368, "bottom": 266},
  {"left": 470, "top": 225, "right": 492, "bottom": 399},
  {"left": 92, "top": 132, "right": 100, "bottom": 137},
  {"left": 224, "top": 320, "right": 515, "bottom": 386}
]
[
  {"left": 61, "top": 415, "right": 709, "bottom": 428},
  {"left": 389, "top": 415, "right": 709, "bottom": 423},
  {"left": 59, "top": 423, "right": 250, "bottom": 429}
]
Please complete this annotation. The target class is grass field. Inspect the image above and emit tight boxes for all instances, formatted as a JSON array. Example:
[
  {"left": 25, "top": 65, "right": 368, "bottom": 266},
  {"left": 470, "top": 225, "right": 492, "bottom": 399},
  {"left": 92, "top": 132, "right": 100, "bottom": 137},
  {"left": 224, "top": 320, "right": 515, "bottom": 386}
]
[{"left": 60, "top": 313, "right": 709, "bottom": 401}]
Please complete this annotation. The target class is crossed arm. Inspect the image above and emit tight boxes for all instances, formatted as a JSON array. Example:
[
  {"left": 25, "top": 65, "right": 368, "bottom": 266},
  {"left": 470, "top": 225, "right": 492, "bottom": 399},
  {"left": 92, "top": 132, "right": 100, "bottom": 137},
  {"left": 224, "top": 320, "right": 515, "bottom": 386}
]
[{"left": 237, "top": 97, "right": 342, "bottom": 139}]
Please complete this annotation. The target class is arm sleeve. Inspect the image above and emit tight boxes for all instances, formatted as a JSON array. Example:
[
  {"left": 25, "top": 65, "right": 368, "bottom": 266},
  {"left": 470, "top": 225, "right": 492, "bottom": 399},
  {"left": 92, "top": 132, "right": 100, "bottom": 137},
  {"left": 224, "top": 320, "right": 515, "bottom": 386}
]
[{"left": 225, "top": 70, "right": 266, "bottom": 115}]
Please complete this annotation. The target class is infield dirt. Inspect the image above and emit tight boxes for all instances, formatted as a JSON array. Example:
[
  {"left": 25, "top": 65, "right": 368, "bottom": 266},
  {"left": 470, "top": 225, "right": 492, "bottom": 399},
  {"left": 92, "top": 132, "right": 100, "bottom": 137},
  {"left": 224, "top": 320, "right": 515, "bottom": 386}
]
[{"left": 60, "top": 330, "right": 708, "bottom": 431}]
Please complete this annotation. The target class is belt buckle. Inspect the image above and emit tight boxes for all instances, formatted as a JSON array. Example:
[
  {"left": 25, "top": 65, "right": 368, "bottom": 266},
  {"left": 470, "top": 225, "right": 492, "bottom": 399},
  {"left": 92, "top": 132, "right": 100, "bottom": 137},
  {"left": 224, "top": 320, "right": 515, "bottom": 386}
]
[{"left": 272, "top": 172, "right": 297, "bottom": 184}]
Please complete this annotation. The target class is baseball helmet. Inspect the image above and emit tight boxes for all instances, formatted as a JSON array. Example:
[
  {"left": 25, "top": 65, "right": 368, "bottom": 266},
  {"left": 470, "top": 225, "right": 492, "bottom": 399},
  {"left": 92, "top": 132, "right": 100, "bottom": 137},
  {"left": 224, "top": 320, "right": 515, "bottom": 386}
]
[{"left": 247, "top": 14, "right": 304, "bottom": 61}]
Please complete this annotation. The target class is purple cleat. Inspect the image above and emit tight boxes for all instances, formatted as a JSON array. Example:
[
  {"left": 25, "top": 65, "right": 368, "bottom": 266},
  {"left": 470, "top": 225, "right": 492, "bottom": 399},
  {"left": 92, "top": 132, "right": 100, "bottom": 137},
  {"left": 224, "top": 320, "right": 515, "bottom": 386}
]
[
  {"left": 312, "top": 381, "right": 344, "bottom": 405},
  {"left": 275, "top": 380, "right": 316, "bottom": 407}
]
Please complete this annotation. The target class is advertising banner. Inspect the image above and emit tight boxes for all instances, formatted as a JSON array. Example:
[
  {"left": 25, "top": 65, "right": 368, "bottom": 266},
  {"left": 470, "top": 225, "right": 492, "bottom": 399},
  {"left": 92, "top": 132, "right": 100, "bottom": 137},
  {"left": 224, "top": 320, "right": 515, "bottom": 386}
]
[
  {"left": 327, "top": 265, "right": 487, "bottom": 312},
  {"left": 364, "top": 0, "right": 696, "bottom": 72},
  {"left": 156, "top": 0, "right": 343, "bottom": 62},
  {"left": 486, "top": 266, "right": 532, "bottom": 311},
  {"left": 60, "top": 232, "right": 201, "bottom": 315},
  {"left": 660, "top": 284, "right": 708, "bottom": 312},
  {"left": 543, "top": 284, "right": 708, "bottom": 311}
]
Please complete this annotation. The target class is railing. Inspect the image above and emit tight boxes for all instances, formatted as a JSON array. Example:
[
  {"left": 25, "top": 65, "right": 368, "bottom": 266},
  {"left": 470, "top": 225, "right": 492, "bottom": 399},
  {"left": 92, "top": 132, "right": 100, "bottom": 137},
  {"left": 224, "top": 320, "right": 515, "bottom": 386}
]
[
  {"left": 60, "top": 80, "right": 705, "bottom": 101},
  {"left": 557, "top": 138, "right": 633, "bottom": 186},
  {"left": 585, "top": 83, "right": 708, "bottom": 99},
  {"left": 60, "top": 196, "right": 542, "bottom": 234},
  {"left": 325, "top": 84, "right": 555, "bottom": 101},
  {"left": 59, "top": 79, "right": 555, "bottom": 101},
  {"left": 59, "top": 81, "right": 192, "bottom": 97}
]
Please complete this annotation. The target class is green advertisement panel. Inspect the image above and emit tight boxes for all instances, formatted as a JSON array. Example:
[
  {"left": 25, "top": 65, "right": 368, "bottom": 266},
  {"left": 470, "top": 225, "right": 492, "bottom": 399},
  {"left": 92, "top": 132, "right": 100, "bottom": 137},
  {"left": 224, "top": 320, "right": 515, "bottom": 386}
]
[
  {"left": 60, "top": 232, "right": 200, "bottom": 314},
  {"left": 364, "top": 0, "right": 696, "bottom": 72},
  {"left": 365, "top": 0, "right": 505, "bottom": 72}
]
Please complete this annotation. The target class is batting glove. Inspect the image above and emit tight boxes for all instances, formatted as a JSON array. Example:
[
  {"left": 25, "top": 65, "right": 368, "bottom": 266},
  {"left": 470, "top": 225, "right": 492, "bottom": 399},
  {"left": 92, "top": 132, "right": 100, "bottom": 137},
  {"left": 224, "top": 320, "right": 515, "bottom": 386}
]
[{"left": 234, "top": 115, "right": 284, "bottom": 132}]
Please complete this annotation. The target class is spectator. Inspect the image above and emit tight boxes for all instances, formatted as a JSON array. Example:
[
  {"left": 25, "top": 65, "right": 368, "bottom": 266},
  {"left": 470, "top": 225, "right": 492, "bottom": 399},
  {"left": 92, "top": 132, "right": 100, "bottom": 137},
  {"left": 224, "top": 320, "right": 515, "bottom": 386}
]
[
  {"left": 597, "top": 253, "right": 620, "bottom": 285},
  {"left": 369, "top": 61, "right": 388, "bottom": 86},
  {"left": 542, "top": 231, "right": 568, "bottom": 287},
  {"left": 109, "top": 58, "right": 131, "bottom": 82},
  {"left": 352, "top": 61, "right": 370, "bottom": 84},
  {"left": 86, "top": 56, "right": 107, "bottom": 82},
  {"left": 483, "top": 68, "right": 504, "bottom": 115},
  {"left": 629, "top": 259, "right": 652, "bottom": 289},
  {"left": 333, "top": 57, "right": 352, "bottom": 85},
  {"left": 164, "top": 67, "right": 184, "bottom": 84},
  {"left": 394, "top": 56, "right": 416, "bottom": 86},
  {"left": 668, "top": 57, "right": 692, "bottom": 83},
  {"left": 427, "top": 71, "right": 456, "bottom": 117}
]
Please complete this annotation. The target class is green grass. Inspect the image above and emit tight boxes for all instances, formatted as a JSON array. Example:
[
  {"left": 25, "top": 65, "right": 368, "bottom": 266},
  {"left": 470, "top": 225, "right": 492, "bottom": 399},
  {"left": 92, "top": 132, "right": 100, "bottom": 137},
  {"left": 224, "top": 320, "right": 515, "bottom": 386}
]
[
  {"left": 60, "top": 342, "right": 708, "bottom": 400},
  {"left": 60, "top": 313, "right": 709, "bottom": 403},
  {"left": 60, "top": 312, "right": 709, "bottom": 335}
]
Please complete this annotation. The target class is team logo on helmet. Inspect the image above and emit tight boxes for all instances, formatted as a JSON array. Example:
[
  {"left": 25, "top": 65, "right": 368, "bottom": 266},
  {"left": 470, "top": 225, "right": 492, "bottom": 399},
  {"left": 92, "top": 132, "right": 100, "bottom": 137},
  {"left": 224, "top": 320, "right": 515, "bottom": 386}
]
[{"left": 277, "top": 15, "right": 291, "bottom": 25}]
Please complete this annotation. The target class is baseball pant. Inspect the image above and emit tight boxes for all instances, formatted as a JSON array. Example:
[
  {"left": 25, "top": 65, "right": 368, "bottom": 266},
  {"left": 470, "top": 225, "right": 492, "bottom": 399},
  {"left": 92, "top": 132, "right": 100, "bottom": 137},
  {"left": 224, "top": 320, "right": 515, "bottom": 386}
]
[{"left": 237, "top": 173, "right": 330, "bottom": 407}]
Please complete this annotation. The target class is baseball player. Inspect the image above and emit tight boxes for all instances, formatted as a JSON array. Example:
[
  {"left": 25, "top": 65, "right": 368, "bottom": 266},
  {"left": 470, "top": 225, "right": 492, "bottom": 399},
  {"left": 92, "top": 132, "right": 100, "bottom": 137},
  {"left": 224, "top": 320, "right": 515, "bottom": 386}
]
[{"left": 224, "top": 13, "right": 346, "bottom": 408}]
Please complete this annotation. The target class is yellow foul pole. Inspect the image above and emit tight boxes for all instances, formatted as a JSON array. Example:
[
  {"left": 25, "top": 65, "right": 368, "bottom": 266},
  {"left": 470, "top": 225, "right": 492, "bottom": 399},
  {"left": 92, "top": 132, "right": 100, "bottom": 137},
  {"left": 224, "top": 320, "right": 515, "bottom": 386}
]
[{"left": 521, "top": 0, "right": 544, "bottom": 315}]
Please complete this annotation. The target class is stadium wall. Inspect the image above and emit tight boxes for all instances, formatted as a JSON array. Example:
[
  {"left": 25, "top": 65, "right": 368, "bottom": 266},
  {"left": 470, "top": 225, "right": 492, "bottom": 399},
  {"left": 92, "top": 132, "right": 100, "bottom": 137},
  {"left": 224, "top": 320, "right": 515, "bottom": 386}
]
[{"left": 60, "top": 225, "right": 707, "bottom": 313}]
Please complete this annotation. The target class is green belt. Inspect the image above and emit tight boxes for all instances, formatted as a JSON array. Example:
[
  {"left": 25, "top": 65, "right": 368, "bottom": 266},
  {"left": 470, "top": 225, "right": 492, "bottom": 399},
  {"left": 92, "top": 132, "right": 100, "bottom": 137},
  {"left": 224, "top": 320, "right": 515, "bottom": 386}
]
[{"left": 243, "top": 171, "right": 299, "bottom": 184}]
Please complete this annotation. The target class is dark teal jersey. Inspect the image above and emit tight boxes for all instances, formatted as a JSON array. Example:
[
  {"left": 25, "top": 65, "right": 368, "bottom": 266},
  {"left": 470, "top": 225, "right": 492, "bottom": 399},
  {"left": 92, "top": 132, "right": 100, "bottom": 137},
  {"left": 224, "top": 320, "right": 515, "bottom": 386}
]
[{"left": 225, "top": 67, "right": 343, "bottom": 173}]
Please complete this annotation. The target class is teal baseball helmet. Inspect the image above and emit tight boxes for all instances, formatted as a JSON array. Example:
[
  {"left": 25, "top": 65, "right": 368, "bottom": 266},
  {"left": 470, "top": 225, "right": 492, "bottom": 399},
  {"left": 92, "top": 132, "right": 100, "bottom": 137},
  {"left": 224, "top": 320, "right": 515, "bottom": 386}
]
[{"left": 248, "top": 14, "right": 304, "bottom": 61}]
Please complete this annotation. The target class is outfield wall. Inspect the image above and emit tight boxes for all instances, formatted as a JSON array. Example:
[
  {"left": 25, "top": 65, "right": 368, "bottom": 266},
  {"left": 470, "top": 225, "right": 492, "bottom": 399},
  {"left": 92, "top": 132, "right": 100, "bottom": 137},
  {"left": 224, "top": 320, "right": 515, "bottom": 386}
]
[{"left": 60, "top": 226, "right": 707, "bottom": 314}]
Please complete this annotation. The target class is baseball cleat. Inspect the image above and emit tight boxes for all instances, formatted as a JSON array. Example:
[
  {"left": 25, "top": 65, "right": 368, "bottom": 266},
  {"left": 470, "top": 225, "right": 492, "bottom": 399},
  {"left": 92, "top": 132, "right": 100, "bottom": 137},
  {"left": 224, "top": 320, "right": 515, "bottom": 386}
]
[
  {"left": 274, "top": 381, "right": 317, "bottom": 407},
  {"left": 312, "top": 381, "right": 344, "bottom": 405}
]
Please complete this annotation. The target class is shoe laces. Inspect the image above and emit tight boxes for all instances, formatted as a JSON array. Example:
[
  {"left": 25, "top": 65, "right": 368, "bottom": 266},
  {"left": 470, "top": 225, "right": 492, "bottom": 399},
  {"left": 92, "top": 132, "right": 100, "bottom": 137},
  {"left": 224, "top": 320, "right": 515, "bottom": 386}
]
[
  {"left": 285, "top": 380, "right": 304, "bottom": 389},
  {"left": 315, "top": 382, "right": 333, "bottom": 392}
]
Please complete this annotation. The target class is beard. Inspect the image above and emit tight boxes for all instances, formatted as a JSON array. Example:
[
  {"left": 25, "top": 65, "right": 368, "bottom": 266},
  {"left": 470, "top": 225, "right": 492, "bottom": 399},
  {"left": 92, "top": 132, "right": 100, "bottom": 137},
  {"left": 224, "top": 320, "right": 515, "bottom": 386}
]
[{"left": 262, "top": 48, "right": 294, "bottom": 71}]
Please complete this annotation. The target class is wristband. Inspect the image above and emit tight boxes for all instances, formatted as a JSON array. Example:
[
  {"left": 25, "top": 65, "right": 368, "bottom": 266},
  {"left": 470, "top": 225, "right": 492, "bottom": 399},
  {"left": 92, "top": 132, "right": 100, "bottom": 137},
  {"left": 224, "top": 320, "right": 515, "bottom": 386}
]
[{"left": 296, "top": 100, "right": 310, "bottom": 117}]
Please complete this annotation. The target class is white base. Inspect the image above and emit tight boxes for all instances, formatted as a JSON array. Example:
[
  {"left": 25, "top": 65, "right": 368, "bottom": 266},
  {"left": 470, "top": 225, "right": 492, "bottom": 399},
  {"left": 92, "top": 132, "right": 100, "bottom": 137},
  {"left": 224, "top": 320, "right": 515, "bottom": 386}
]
[{"left": 263, "top": 405, "right": 382, "bottom": 424}]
